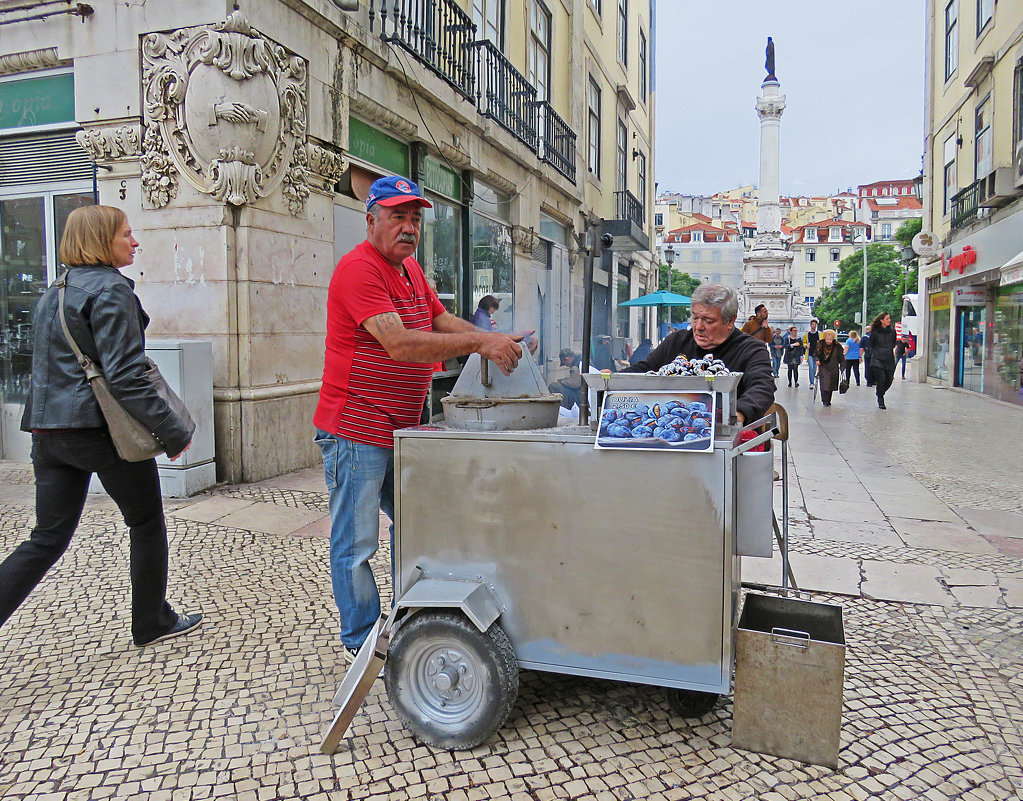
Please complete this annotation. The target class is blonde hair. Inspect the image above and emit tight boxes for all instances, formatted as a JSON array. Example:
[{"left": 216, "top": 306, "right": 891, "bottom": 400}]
[
  {"left": 822, "top": 329, "right": 838, "bottom": 340},
  {"left": 59, "top": 205, "right": 126, "bottom": 267},
  {"left": 849, "top": 330, "right": 859, "bottom": 340}
]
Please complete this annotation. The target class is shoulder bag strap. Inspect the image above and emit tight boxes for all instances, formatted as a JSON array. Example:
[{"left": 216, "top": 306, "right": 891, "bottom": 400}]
[{"left": 55, "top": 274, "right": 104, "bottom": 382}]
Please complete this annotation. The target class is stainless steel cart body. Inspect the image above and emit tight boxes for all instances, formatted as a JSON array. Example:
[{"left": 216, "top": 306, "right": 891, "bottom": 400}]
[{"left": 393, "top": 424, "right": 742, "bottom": 694}]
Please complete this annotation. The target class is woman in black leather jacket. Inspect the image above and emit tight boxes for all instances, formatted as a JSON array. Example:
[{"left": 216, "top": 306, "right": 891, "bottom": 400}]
[
  {"left": 0, "top": 206, "right": 202, "bottom": 647},
  {"left": 868, "top": 312, "right": 897, "bottom": 409}
]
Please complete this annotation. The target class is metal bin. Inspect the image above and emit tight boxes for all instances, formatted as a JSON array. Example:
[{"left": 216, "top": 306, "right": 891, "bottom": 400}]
[{"left": 731, "top": 593, "right": 845, "bottom": 768}]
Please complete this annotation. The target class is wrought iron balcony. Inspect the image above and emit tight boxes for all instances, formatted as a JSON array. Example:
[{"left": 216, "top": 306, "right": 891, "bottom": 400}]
[
  {"left": 615, "top": 189, "right": 644, "bottom": 227},
  {"left": 370, "top": 0, "right": 476, "bottom": 100},
  {"left": 951, "top": 178, "right": 985, "bottom": 232},
  {"left": 473, "top": 39, "right": 538, "bottom": 151},
  {"left": 535, "top": 101, "right": 576, "bottom": 183}
]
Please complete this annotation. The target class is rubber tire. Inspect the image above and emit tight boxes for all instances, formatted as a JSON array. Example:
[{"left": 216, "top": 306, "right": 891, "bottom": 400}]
[
  {"left": 385, "top": 610, "right": 519, "bottom": 750},
  {"left": 665, "top": 688, "right": 719, "bottom": 718}
]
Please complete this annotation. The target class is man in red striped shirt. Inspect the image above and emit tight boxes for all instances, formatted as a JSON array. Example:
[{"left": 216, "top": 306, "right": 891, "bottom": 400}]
[{"left": 314, "top": 176, "right": 525, "bottom": 657}]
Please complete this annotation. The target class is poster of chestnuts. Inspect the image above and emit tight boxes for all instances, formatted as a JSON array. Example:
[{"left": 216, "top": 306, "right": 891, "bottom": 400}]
[{"left": 595, "top": 391, "right": 716, "bottom": 452}]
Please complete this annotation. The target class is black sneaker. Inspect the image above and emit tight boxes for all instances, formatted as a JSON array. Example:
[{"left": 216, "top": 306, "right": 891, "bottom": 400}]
[
  {"left": 135, "top": 612, "right": 203, "bottom": 647},
  {"left": 343, "top": 645, "right": 360, "bottom": 665}
]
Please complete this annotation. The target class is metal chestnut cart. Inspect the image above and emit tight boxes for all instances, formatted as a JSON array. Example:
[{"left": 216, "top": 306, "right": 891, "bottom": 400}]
[{"left": 321, "top": 362, "right": 790, "bottom": 753}]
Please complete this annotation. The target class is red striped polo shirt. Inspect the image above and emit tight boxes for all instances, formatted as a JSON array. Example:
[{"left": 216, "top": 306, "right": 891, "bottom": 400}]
[{"left": 314, "top": 240, "right": 446, "bottom": 449}]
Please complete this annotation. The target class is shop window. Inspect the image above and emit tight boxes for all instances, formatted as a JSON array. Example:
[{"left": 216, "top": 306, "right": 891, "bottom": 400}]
[
  {"left": 993, "top": 285, "right": 1023, "bottom": 405},
  {"left": 420, "top": 196, "right": 462, "bottom": 316},
  {"left": 471, "top": 183, "right": 513, "bottom": 328}
]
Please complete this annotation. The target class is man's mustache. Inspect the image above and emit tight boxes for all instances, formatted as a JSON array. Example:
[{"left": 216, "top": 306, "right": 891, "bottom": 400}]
[{"left": 397, "top": 233, "right": 417, "bottom": 243}]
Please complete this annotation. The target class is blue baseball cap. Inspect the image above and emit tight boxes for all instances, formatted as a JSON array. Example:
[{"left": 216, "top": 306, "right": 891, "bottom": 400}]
[{"left": 365, "top": 176, "right": 432, "bottom": 211}]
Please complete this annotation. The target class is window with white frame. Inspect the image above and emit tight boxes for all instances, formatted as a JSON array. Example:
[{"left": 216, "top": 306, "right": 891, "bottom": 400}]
[
  {"left": 654, "top": 212, "right": 662, "bottom": 226},
  {"left": 830, "top": 248, "right": 841, "bottom": 261},
  {"left": 692, "top": 231, "right": 703, "bottom": 242},
  {"left": 639, "top": 30, "right": 648, "bottom": 101},
  {"left": 617, "top": 0, "right": 628, "bottom": 65},
  {"left": 806, "top": 248, "right": 816, "bottom": 262},
  {"left": 881, "top": 223, "right": 892, "bottom": 240},
  {"left": 830, "top": 271, "right": 840, "bottom": 286},
  {"left": 1015, "top": 57, "right": 1023, "bottom": 146},
  {"left": 528, "top": 1, "right": 551, "bottom": 103},
  {"left": 589, "top": 0, "right": 601, "bottom": 14},
  {"left": 943, "top": 133, "right": 957, "bottom": 215},
  {"left": 975, "top": 94, "right": 992, "bottom": 179},
  {"left": 473, "top": 0, "right": 503, "bottom": 46},
  {"left": 976, "top": 0, "right": 993, "bottom": 35},
  {"left": 806, "top": 296, "right": 815, "bottom": 309},
  {"left": 805, "top": 227, "right": 818, "bottom": 242},
  {"left": 805, "top": 271, "right": 816, "bottom": 286},
  {"left": 945, "top": 0, "right": 958, "bottom": 81},
  {"left": 587, "top": 78, "right": 601, "bottom": 177},
  {"left": 616, "top": 119, "right": 627, "bottom": 191},
  {"left": 828, "top": 227, "right": 842, "bottom": 242},
  {"left": 636, "top": 151, "right": 646, "bottom": 208}
]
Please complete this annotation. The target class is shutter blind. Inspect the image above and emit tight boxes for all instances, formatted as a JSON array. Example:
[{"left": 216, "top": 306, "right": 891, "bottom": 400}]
[{"left": 0, "top": 129, "right": 93, "bottom": 187}]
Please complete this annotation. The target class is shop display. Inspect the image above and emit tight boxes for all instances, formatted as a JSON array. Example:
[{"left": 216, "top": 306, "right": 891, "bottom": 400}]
[
  {"left": 596, "top": 390, "right": 717, "bottom": 452},
  {"left": 645, "top": 355, "right": 739, "bottom": 377}
]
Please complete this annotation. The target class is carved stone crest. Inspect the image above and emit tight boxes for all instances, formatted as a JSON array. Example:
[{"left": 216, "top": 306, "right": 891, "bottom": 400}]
[
  {"left": 77, "top": 125, "right": 142, "bottom": 161},
  {"left": 141, "top": 12, "right": 308, "bottom": 214}
]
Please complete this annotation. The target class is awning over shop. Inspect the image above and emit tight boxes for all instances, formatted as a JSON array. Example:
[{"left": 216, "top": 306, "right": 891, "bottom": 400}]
[{"left": 1000, "top": 250, "right": 1023, "bottom": 286}]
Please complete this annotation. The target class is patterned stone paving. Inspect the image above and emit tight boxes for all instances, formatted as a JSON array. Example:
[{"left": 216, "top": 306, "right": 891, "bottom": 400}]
[{"left": 2, "top": 369, "right": 1023, "bottom": 800}]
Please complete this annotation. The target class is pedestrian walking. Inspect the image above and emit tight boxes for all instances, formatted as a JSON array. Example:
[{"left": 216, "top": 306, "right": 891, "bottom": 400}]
[
  {"left": 868, "top": 312, "right": 897, "bottom": 409},
  {"left": 843, "top": 330, "right": 862, "bottom": 386},
  {"left": 803, "top": 319, "right": 821, "bottom": 388},
  {"left": 471, "top": 295, "right": 500, "bottom": 331},
  {"left": 771, "top": 327, "right": 784, "bottom": 377},
  {"left": 783, "top": 326, "right": 805, "bottom": 387},
  {"left": 861, "top": 329, "right": 873, "bottom": 386},
  {"left": 815, "top": 329, "right": 844, "bottom": 407},
  {"left": 314, "top": 175, "right": 526, "bottom": 658},
  {"left": 0, "top": 205, "right": 202, "bottom": 647},
  {"left": 896, "top": 336, "right": 909, "bottom": 379}
]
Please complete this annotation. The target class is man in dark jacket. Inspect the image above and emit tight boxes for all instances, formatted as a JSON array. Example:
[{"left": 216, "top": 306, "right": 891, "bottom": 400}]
[{"left": 627, "top": 284, "right": 775, "bottom": 424}]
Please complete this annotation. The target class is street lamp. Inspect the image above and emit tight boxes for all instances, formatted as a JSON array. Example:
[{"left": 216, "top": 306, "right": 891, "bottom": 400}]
[
  {"left": 664, "top": 245, "right": 675, "bottom": 266},
  {"left": 854, "top": 226, "right": 868, "bottom": 328}
]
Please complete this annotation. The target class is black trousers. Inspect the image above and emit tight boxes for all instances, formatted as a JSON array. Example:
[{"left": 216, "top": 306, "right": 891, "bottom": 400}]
[
  {"left": 787, "top": 363, "right": 799, "bottom": 385},
  {"left": 844, "top": 359, "right": 860, "bottom": 385},
  {"left": 0, "top": 429, "right": 177, "bottom": 644},
  {"left": 871, "top": 364, "right": 896, "bottom": 403}
]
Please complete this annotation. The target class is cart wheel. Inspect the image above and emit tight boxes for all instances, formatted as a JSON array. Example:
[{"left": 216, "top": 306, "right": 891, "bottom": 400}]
[
  {"left": 385, "top": 610, "right": 519, "bottom": 750},
  {"left": 665, "top": 688, "right": 719, "bottom": 718}
]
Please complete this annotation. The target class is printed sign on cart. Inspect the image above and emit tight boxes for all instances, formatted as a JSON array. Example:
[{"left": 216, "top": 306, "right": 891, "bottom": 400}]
[{"left": 595, "top": 391, "right": 716, "bottom": 452}]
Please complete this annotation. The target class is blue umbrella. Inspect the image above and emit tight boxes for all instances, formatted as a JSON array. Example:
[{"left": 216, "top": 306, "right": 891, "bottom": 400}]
[
  {"left": 618, "top": 290, "right": 692, "bottom": 340},
  {"left": 617, "top": 290, "right": 692, "bottom": 307}
]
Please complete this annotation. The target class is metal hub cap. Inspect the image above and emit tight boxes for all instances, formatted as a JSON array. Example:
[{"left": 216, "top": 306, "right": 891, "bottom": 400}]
[{"left": 405, "top": 641, "right": 483, "bottom": 723}]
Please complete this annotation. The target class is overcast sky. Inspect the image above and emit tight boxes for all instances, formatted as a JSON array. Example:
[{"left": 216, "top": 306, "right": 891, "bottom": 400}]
[{"left": 654, "top": 0, "right": 926, "bottom": 198}]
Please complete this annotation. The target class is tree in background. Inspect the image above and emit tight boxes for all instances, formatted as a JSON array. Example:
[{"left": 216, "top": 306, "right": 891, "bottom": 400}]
[
  {"left": 894, "top": 218, "right": 922, "bottom": 299},
  {"left": 657, "top": 265, "right": 701, "bottom": 326},
  {"left": 812, "top": 243, "right": 903, "bottom": 329}
]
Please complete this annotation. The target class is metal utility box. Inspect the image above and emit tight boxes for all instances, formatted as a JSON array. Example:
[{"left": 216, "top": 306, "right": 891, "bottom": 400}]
[{"left": 732, "top": 593, "right": 846, "bottom": 769}]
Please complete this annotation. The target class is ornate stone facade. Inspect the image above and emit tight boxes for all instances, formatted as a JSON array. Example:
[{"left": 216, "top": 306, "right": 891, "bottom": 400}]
[
  {"left": 140, "top": 11, "right": 309, "bottom": 214},
  {"left": 0, "top": 47, "right": 65, "bottom": 76},
  {"left": 76, "top": 125, "right": 142, "bottom": 161}
]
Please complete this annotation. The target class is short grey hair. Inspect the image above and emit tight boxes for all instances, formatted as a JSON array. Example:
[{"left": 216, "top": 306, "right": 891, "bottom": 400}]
[
  {"left": 691, "top": 283, "right": 738, "bottom": 324},
  {"left": 367, "top": 203, "right": 382, "bottom": 219}
]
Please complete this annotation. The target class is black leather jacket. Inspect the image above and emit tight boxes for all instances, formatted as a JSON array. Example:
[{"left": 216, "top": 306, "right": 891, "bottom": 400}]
[{"left": 20, "top": 265, "right": 193, "bottom": 458}]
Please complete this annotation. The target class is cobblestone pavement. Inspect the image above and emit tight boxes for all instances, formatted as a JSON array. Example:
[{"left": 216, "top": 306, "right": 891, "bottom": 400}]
[{"left": 2, "top": 363, "right": 1022, "bottom": 800}]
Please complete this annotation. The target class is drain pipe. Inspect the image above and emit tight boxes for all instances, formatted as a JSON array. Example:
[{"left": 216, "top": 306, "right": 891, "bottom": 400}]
[{"left": 578, "top": 219, "right": 607, "bottom": 427}]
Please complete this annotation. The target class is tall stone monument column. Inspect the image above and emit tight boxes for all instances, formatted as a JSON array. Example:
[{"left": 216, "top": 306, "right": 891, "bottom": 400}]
[{"left": 741, "top": 39, "right": 809, "bottom": 326}]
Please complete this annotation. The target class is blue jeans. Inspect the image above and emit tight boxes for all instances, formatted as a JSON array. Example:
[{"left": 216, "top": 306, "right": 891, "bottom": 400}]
[
  {"left": 807, "top": 354, "right": 817, "bottom": 385},
  {"left": 315, "top": 429, "right": 394, "bottom": 649},
  {"left": 771, "top": 352, "right": 782, "bottom": 376}
]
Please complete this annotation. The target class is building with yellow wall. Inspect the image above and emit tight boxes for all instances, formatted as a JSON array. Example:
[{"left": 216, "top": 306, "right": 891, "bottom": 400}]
[
  {"left": 921, "top": 0, "right": 1023, "bottom": 406},
  {"left": 0, "top": 0, "right": 656, "bottom": 480}
]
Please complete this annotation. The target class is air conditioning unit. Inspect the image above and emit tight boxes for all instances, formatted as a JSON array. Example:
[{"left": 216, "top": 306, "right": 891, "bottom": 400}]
[
  {"left": 1015, "top": 140, "right": 1023, "bottom": 189},
  {"left": 978, "top": 166, "right": 1019, "bottom": 207}
]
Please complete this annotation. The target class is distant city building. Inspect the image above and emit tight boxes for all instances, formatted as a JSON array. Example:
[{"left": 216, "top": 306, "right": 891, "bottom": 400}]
[
  {"left": 663, "top": 223, "right": 744, "bottom": 289},
  {"left": 788, "top": 219, "right": 871, "bottom": 314}
]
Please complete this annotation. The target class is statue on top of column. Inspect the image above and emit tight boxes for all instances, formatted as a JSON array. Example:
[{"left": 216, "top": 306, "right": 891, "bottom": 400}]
[{"left": 765, "top": 37, "right": 777, "bottom": 81}]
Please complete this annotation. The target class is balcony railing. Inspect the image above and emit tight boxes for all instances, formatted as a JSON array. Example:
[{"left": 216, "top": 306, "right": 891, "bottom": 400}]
[
  {"left": 615, "top": 189, "right": 644, "bottom": 227},
  {"left": 951, "top": 178, "right": 984, "bottom": 232},
  {"left": 473, "top": 39, "right": 538, "bottom": 151},
  {"left": 370, "top": 0, "right": 476, "bottom": 100},
  {"left": 535, "top": 101, "right": 576, "bottom": 183}
]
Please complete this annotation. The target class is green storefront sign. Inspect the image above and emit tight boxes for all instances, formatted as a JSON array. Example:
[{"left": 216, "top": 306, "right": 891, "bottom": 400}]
[
  {"left": 422, "top": 156, "right": 461, "bottom": 202},
  {"left": 348, "top": 117, "right": 409, "bottom": 176},
  {"left": 0, "top": 73, "right": 75, "bottom": 131}
]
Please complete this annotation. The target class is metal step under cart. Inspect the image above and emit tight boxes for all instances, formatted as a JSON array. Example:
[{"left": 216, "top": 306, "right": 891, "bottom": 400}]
[{"left": 321, "top": 362, "right": 799, "bottom": 753}]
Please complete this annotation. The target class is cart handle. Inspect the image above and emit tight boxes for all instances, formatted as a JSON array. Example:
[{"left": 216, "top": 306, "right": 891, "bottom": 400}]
[{"left": 769, "top": 403, "right": 789, "bottom": 441}]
